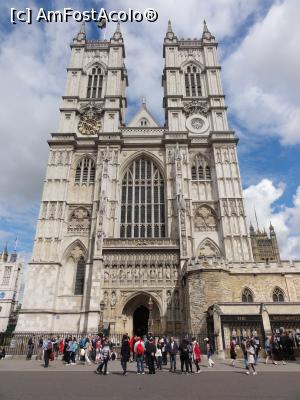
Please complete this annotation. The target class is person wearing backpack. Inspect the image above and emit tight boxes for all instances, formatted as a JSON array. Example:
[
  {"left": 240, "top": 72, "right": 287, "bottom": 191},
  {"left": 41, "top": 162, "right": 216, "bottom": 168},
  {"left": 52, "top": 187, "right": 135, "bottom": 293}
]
[
  {"left": 120, "top": 335, "right": 130, "bottom": 376},
  {"left": 179, "top": 338, "right": 190, "bottom": 374},
  {"left": 96, "top": 339, "right": 110, "bottom": 375},
  {"left": 134, "top": 337, "right": 145, "bottom": 374},
  {"left": 71, "top": 337, "right": 78, "bottom": 365},
  {"left": 204, "top": 338, "right": 215, "bottom": 367}
]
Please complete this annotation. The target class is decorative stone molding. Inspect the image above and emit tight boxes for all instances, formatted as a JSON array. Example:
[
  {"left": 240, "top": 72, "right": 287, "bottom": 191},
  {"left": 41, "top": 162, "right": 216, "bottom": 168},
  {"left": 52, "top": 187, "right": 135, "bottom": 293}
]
[
  {"left": 103, "top": 238, "right": 179, "bottom": 249},
  {"left": 183, "top": 100, "right": 209, "bottom": 117},
  {"left": 194, "top": 205, "right": 217, "bottom": 231},
  {"left": 68, "top": 207, "right": 91, "bottom": 233},
  {"left": 199, "top": 239, "right": 221, "bottom": 258}
]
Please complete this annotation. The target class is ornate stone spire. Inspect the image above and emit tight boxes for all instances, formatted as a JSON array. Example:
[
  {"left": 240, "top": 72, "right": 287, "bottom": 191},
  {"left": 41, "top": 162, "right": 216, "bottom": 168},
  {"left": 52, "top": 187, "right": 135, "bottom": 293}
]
[
  {"left": 74, "top": 21, "right": 86, "bottom": 43},
  {"left": 165, "top": 19, "right": 175, "bottom": 41},
  {"left": 112, "top": 21, "right": 123, "bottom": 41},
  {"left": 1, "top": 243, "right": 8, "bottom": 262},
  {"left": 202, "top": 20, "right": 215, "bottom": 42}
]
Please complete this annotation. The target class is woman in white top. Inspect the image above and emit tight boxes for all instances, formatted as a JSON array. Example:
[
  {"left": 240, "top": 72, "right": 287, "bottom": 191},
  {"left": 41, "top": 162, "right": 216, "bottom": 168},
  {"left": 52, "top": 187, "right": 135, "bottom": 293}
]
[{"left": 246, "top": 340, "right": 257, "bottom": 375}]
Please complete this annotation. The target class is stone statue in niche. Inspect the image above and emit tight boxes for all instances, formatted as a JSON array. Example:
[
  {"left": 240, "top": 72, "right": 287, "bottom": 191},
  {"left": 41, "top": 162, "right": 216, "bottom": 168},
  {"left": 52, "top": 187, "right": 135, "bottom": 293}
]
[
  {"left": 103, "top": 291, "right": 108, "bottom": 305},
  {"left": 165, "top": 265, "right": 171, "bottom": 280},
  {"left": 104, "top": 268, "right": 109, "bottom": 282},
  {"left": 194, "top": 205, "right": 217, "bottom": 231},
  {"left": 166, "top": 290, "right": 172, "bottom": 308},
  {"left": 143, "top": 265, "right": 148, "bottom": 281},
  {"left": 110, "top": 291, "right": 116, "bottom": 307},
  {"left": 174, "top": 291, "right": 180, "bottom": 309}
]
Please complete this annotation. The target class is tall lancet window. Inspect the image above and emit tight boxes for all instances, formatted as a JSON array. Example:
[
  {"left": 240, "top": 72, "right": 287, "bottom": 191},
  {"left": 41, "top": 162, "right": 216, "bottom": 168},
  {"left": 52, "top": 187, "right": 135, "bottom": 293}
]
[
  {"left": 184, "top": 65, "right": 202, "bottom": 97},
  {"left": 75, "top": 157, "right": 95, "bottom": 185},
  {"left": 74, "top": 256, "right": 86, "bottom": 295},
  {"left": 87, "top": 65, "right": 103, "bottom": 99},
  {"left": 120, "top": 158, "right": 165, "bottom": 238}
]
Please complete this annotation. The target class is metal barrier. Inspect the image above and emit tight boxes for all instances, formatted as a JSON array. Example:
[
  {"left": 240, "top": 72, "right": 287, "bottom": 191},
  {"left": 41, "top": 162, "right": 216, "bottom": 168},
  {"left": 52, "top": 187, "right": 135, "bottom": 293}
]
[{"left": 0, "top": 331, "right": 208, "bottom": 356}]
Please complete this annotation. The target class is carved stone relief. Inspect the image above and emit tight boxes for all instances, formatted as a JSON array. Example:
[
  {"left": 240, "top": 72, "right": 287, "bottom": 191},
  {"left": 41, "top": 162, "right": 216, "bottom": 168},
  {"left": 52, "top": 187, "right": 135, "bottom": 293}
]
[
  {"left": 198, "top": 239, "right": 221, "bottom": 258},
  {"left": 194, "top": 205, "right": 217, "bottom": 231},
  {"left": 68, "top": 207, "right": 91, "bottom": 233}
]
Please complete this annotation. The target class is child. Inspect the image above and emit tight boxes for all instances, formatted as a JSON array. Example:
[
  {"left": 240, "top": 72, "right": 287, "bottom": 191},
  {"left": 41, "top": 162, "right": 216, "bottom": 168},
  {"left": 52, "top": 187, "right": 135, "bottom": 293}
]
[{"left": 155, "top": 343, "right": 163, "bottom": 370}]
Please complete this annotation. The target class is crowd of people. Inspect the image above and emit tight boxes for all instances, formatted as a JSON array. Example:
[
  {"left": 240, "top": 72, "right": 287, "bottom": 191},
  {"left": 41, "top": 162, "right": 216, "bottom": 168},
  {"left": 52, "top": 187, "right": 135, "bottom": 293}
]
[{"left": 22, "top": 328, "right": 299, "bottom": 375}]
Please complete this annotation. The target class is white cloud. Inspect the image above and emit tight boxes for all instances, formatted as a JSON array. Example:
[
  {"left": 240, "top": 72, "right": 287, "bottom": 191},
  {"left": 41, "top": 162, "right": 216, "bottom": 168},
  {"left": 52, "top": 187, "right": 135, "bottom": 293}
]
[
  {"left": 223, "top": 0, "right": 300, "bottom": 145},
  {"left": 244, "top": 179, "right": 300, "bottom": 260}
]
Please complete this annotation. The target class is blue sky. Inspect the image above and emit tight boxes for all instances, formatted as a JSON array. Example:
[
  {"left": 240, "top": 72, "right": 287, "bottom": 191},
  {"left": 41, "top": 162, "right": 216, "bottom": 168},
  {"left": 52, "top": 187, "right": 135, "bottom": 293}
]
[{"left": 0, "top": 0, "right": 299, "bottom": 262}]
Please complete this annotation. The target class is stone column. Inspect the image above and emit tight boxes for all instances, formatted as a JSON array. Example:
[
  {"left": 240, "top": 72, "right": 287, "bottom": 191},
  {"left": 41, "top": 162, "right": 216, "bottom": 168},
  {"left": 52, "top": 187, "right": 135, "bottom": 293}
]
[
  {"left": 261, "top": 303, "right": 272, "bottom": 336},
  {"left": 213, "top": 305, "right": 225, "bottom": 359}
]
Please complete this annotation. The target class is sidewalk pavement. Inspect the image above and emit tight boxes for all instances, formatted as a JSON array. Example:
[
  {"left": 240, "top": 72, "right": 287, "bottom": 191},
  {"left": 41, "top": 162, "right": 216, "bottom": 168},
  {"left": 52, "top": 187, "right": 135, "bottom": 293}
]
[{"left": 0, "top": 357, "right": 299, "bottom": 373}]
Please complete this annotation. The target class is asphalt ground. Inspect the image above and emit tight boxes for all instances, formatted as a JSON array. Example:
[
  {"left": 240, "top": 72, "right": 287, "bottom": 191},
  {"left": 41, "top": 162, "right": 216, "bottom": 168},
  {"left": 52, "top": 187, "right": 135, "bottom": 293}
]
[{"left": 0, "top": 358, "right": 300, "bottom": 400}]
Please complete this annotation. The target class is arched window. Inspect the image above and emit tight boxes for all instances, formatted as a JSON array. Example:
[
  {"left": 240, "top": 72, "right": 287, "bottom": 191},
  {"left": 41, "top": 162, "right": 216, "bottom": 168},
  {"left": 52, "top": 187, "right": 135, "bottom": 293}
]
[
  {"left": 87, "top": 65, "right": 103, "bottom": 99},
  {"left": 191, "top": 154, "right": 211, "bottom": 181},
  {"left": 184, "top": 64, "right": 202, "bottom": 97},
  {"left": 120, "top": 157, "right": 165, "bottom": 238},
  {"left": 74, "top": 256, "right": 85, "bottom": 295},
  {"left": 272, "top": 287, "right": 285, "bottom": 302},
  {"left": 75, "top": 158, "right": 95, "bottom": 185},
  {"left": 140, "top": 118, "right": 148, "bottom": 127},
  {"left": 242, "top": 287, "right": 254, "bottom": 303}
]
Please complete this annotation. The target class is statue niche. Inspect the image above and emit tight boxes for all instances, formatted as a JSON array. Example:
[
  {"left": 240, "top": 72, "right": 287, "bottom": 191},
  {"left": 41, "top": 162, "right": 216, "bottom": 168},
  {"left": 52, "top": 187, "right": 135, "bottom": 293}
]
[
  {"left": 68, "top": 207, "right": 91, "bottom": 233},
  {"left": 194, "top": 205, "right": 217, "bottom": 231}
]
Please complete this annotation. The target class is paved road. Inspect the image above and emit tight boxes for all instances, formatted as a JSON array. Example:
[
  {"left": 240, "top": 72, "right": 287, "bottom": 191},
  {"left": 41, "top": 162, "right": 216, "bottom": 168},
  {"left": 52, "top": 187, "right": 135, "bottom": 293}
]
[{"left": 0, "top": 359, "right": 300, "bottom": 400}]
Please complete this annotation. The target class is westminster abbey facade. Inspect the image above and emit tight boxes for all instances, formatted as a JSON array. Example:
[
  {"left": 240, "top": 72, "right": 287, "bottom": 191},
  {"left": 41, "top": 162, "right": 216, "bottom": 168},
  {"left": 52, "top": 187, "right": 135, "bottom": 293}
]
[{"left": 17, "top": 21, "right": 300, "bottom": 355}]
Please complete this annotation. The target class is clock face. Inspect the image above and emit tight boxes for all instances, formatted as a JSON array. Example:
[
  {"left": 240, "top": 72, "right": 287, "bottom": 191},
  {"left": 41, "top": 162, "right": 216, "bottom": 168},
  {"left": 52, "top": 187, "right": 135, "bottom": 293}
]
[
  {"left": 191, "top": 117, "right": 204, "bottom": 130},
  {"left": 78, "top": 116, "right": 101, "bottom": 135}
]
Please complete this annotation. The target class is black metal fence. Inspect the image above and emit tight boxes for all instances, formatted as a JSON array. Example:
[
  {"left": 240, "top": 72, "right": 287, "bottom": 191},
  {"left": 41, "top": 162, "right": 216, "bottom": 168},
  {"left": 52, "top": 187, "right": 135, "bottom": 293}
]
[{"left": 0, "top": 331, "right": 209, "bottom": 356}]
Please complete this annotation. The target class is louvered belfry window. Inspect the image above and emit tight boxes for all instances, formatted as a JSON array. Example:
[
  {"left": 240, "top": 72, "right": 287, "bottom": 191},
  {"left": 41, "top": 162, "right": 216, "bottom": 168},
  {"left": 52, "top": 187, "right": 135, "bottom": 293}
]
[{"left": 120, "top": 158, "right": 165, "bottom": 238}]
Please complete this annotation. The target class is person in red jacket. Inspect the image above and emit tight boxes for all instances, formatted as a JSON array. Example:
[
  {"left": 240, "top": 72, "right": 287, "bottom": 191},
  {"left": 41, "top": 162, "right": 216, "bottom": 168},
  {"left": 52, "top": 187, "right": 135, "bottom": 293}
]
[{"left": 192, "top": 337, "right": 201, "bottom": 373}]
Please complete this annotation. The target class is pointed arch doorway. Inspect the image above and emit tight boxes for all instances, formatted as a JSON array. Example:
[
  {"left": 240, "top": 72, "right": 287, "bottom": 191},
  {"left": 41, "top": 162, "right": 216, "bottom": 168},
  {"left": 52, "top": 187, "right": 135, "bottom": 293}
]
[
  {"left": 122, "top": 292, "right": 162, "bottom": 336},
  {"left": 133, "top": 305, "right": 149, "bottom": 336}
]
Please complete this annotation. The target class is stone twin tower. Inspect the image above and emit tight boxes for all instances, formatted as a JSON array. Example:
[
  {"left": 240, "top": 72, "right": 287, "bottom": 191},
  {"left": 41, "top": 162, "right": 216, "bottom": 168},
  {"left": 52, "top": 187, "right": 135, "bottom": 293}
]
[{"left": 17, "top": 20, "right": 279, "bottom": 338}]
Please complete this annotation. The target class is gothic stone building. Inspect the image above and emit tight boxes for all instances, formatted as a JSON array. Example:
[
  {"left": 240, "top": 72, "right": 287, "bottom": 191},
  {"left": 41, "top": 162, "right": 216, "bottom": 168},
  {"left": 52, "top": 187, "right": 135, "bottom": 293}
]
[
  {"left": 0, "top": 246, "right": 23, "bottom": 332},
  {"left": 17, "top": 21, "right": 300, "bottom": 353}
]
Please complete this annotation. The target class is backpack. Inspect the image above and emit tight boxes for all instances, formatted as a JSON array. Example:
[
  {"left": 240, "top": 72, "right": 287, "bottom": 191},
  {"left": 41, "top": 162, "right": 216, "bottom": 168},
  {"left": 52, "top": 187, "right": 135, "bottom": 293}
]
[
  {"left": 47, "top": 341, "right": 52, "bottom": 351},
  {"left": 136, "top": 342, "right": 144, "bottom": 355}
]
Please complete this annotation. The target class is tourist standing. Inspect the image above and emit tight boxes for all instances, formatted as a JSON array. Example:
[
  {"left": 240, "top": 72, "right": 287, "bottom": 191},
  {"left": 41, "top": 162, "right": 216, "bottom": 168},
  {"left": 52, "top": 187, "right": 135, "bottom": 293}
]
[
  {"left": 26, "top": 336, "right": 34, "bottom": 360},
  {"left": 147, "top": 337, "right": 157, "bottom": 375},
  {"left": 134, "top": 337, "right": 145, "bottom": 374},
  {"left": 187, "top": 340, "right": 193, "bottom": 373},
  {"left": 85, "top": 338, "right": 92, "bottom": 365},
  {"left": 155, "top": 343, "right": 163, "bottom": 370},
  {"left": 71, "top": 338, "right": 78, "bottom": 365},
  {"left": 120, "top": 335, "right": 130, "bottom": 376},
  {"left": 179, "top": 338, "right": 190, "bottom": 374},
  {"left": 230, "top": 337, "right": 237, "bottom": 367},
  {"left": 246, "top": 340, "right": 257, "bottom": 375},
  {"left": 168, "top": 337, "right": 178, "bottom": 372},
  {"left": 204, "top": 338, "right": 215, "bottom": 367},
  {"left": 43, "top": 338, "right": 53, "bottom": 368},
  {"left": 192, "top": 337, "right": 201, "bottom": 373}
]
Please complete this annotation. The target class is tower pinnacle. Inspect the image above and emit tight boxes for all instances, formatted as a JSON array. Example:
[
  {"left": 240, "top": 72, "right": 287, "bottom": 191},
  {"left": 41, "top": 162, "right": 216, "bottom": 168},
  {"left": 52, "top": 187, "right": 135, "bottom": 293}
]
[
  {"left": 202, "top": 20, "right": 214, "bottom": 42},
  {"left": 74, "top": 21, "right": 86, "bottom": 43}
]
